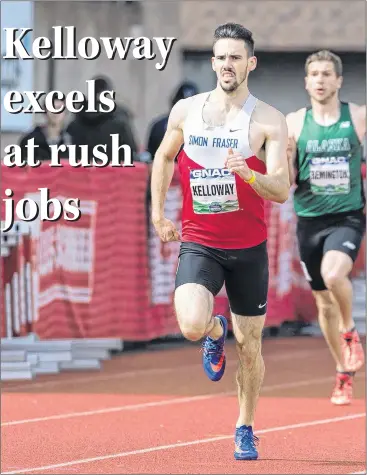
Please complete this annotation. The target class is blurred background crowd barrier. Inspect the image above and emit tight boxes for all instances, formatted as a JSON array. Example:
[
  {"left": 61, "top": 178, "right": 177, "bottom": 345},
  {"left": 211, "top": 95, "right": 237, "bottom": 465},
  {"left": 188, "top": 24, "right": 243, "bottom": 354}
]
[{"left": 1, "top": 1, "right": 365, "bottom": 379}]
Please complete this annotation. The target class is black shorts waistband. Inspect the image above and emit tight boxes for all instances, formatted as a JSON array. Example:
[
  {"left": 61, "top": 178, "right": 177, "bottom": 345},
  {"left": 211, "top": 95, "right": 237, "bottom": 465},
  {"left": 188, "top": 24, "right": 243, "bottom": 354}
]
[{"left": 297, "top": 208, "right": 365, "bottom": 223}]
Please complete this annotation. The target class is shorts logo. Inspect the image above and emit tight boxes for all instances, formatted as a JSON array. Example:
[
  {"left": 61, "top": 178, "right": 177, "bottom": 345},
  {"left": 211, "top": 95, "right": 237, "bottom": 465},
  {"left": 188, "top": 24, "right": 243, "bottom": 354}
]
[
  {"left": 343, "top": 241, "right": 356, "bottom": 250},
  {"left": 258, "top": 302, "right": 267, "bottom": 309}
]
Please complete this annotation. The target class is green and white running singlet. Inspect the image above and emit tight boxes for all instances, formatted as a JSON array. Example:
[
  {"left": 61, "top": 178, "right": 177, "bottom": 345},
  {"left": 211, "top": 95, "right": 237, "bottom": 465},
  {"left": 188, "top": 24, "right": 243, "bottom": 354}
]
[{"left": 294, "top": 102, "right": 364, "bottom": 217}]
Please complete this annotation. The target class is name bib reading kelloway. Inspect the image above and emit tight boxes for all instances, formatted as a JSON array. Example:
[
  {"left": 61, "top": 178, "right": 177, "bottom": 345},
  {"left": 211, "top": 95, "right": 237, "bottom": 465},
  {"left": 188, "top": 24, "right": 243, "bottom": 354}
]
[
  {"left": 309, "top": 156, "right": 350, "bottom": 195},
  {"left": 190, "top": 168, "right": 239, "bottom": 214}
]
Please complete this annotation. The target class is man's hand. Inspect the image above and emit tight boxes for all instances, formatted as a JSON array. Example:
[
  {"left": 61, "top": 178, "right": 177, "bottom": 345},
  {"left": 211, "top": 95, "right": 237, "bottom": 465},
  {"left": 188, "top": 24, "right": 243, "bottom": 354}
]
[
  {"left": 152, "top": 217, "right": 181, "bottom": 242},
  {"left": 225, "top": 148, "right": 252, "bottom": 181}
]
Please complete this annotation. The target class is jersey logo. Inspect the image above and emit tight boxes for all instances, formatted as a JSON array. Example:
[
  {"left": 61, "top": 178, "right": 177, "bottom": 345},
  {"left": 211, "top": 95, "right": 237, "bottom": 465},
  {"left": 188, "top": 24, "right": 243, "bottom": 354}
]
[
  {"left": 229, "top": 128, "right": 242, "bottom": 133},
  {"left": 340, "top": 121, "right": 350, "bottom": 128}
]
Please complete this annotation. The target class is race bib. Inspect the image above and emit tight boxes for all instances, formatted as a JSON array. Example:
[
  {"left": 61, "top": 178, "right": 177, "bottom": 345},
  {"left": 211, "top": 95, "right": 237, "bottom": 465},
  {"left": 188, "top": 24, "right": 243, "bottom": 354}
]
[
  {"left": 309, "top": 156, "right": 350, "bottom": 195},
  {"left": 190, "top": 168, "right": 239, "bottom": 214}
]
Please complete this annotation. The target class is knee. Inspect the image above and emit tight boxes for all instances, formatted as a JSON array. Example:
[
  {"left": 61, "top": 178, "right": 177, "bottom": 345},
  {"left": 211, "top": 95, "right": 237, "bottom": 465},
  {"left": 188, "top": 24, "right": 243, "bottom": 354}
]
[
  {"left": 322, "top": 272, "right": 344, "bottom": 291},
  {"left": 236, "top": 333, "right": 262, "bottom": 368},
  {"left": 315, "top": 293, "right": 335, "bottom": 319},
  {"left": 175, "top": 301, "right": 208, "bottom": 341},
  {"left": 174, "top": 284, "right": 213, "bottom": 342},
  {"left": 180, "top": 321, "right": 206, "bottom": 341}
]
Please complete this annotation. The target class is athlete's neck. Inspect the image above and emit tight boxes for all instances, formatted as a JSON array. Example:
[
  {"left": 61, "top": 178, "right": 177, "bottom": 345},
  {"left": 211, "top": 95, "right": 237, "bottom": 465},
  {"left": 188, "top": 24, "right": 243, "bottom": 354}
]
[
  {"left": 311, "top": 95, "right": 341, "bottom": 125},
  {"left": 212, "top": 83, "right": 250, "bottom": 110}
]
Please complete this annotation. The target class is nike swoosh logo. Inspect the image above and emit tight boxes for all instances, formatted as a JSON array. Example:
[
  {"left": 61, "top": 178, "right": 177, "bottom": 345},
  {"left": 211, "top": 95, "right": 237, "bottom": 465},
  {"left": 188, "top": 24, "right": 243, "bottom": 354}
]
[
  {"left": 229, "top": 129, "right": 241, "bottom": 132},
  {"left": 258, "top": 302, "right": 267, "bottom": 308},
  {"left": 210, "top": 353, "right": 225, "bottom": 372}
]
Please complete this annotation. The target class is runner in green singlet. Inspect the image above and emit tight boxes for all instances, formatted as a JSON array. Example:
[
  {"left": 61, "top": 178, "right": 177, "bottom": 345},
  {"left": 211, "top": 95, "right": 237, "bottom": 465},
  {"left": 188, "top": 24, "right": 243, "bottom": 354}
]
[{"left": 287, "top": 50, "right": 366, "bottom": 406}]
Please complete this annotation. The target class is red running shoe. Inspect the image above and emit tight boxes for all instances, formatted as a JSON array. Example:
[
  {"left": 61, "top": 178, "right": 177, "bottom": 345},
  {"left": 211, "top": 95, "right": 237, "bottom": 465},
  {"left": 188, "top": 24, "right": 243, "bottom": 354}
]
[
  {"left": 341, "top": 328, "right": 365, "bottom": 372},
  {"left": 330, "top": 372, "right": 353, "bottom": 406}
]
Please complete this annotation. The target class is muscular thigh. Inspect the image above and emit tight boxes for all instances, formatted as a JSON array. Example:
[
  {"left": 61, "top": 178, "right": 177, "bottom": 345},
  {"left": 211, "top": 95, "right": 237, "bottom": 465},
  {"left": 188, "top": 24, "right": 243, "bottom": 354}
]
[
  {"left": 175, "top": 242, "right": 225, "bottom": 295},
  {"left": 323, "top": 219, "right": 365, "bottom": 266},
  {"left": 297, "top": 211, "right": 366, "bottom": 290},
  {"left": 224, "top": 240, "right": 269, "bottom": 316},
  {"left": 321, "top": 212, "right": 365, "bottom": 279},
  {"left": 296, "top": 219, "right": 327, "bottom": 291},
  {"left": 174, "top": 242, "right": 225, "bottom": 328}
]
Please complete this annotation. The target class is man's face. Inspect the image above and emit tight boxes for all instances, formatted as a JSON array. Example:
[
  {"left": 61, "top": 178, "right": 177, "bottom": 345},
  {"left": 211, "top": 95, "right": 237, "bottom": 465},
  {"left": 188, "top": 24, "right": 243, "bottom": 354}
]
[
  {"left": 212, "top": 38, "right": 256, "bottom": 93},
  {"left": 305, "top": 60, "right": 343, "bottom": 104}
]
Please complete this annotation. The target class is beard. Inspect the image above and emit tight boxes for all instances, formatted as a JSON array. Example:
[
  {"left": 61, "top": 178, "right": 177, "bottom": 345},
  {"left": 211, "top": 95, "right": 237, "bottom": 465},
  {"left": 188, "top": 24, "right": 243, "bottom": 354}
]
[
  {"left": 220, "top": 79, "right": 238, "bottom": 92},
  {"left": 219, "top": 67, "right": 247, "bottom": 93}
]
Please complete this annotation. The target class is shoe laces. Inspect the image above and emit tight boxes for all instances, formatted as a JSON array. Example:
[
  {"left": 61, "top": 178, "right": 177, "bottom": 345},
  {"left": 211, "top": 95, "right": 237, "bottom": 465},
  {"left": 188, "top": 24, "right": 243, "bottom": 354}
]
[
  {"left": 202, "top": 337, "right": 220, "bottom": 354},
  {"left": 236, "top": 426, "right": 259, "bottom": 450},
  {"left": 343, "top": 330, "right": 359, "bottom": 345},
  {"left": 335, "top": 373, "right": 351, "bottom": 391}
]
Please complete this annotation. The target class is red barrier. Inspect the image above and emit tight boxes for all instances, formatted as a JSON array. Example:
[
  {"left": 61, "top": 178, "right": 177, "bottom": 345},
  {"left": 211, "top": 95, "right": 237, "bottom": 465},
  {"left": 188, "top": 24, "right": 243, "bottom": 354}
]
[
  {"left": 1, "top": 225, "right": 35, "bottom": 338},
  {"left": 2, "top": 164, "right": 155, "bottom": 340},
  {"left": 1, "top": 164, "right": 364, "bottom": 340}
]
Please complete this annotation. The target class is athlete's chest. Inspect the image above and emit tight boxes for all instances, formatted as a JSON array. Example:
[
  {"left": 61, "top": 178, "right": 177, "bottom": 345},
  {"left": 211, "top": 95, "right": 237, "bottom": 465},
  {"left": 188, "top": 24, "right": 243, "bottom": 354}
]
[
  {"left": 183, "top": 125, "right": 253, "bottom": 169},
  {"left": 298, "top": 122, "right": 357, "bottom": 196},
  {"left": 299, "top": 121, "right": 357, "bottom": 157},
  {"left": 185, "top": 128, "right": 248, "bottom": 153}
]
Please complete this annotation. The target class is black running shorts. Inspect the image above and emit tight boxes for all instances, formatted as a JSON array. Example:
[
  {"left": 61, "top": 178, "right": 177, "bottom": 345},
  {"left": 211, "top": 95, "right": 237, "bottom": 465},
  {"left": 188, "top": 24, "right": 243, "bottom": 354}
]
[
  {"left": 296, "top": 209, "right": 366, "bottom": 291},
  {"left": 175, "top": 240, "right": 269, "bottom": 316}
]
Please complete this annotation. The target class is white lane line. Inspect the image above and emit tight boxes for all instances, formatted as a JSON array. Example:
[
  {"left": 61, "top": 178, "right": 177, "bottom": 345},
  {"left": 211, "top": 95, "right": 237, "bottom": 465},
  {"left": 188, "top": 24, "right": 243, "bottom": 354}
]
[
  {"left": 2, "top": 413, "right": 365, "bottom": 474},
  {"left": 1, "top": 375, "right": 338, "bottom": 427}
]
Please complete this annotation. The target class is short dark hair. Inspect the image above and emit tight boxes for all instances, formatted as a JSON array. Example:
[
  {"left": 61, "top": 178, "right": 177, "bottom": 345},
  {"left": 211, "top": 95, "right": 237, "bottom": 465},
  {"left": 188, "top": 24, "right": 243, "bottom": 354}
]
[{"left": 213, "top": 22, "right": 255, "bottom": 56}]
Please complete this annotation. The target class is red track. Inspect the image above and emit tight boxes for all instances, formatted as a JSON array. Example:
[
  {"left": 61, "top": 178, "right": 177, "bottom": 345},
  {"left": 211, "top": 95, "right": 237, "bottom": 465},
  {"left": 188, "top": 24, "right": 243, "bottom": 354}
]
[{"left": 1, "top": 336, "right": 365, "bottom": 474}]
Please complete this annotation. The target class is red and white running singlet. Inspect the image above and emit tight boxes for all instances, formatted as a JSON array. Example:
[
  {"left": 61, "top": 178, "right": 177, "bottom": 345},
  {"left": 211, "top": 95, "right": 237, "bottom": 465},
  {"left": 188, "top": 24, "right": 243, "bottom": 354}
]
[{"left": 177, "top": 92, "right": 267, "bottom": 249}]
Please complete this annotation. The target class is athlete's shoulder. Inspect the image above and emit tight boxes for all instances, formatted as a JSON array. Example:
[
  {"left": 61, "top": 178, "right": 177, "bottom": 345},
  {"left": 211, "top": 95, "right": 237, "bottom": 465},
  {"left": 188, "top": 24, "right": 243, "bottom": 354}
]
[
  {"left": 191, "top": 92, "right": 208, "bottom": 101},
  {"left": 169, "top": 92, "right": 204, "bottom": 120},
  {"left": 347, "top": 102, "right": 366, "bottom": 140},
  {"left": 168, "top": 95, "right": 196, "bottom": 129},
  {"left": 255, "top": 100, "right": 286, "bottom": 121},
  {"left": 285, "top": 107, "right": 307, "bottom": 138},
  {"left": 286, "top": 107, "right": 307, "bottom": 122},
  {"left": 348, "top": 102, "right": 366, "bottom": 119},
  {"left": 252, "top": 101, "right": 286, "bottom": 135}
]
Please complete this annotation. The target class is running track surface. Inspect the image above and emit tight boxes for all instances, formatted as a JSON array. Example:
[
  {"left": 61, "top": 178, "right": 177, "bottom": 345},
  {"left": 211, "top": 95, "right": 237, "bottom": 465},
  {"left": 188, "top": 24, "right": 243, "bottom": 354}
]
[{"left": 1, "top": 336, "right": 366, "bottom": 474}]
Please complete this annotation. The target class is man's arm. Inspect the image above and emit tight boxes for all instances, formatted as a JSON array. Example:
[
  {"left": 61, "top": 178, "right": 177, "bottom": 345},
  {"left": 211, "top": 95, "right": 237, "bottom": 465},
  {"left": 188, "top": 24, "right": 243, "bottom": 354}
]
[
  {"left": 249, "top": 108, "right": 290, "bottom": 203},
  {"left": 350, "top": 103, "right": 366, "bottom": 143},
  {"left": 150, "top": 99, "right": 188, "bottom": 223}
]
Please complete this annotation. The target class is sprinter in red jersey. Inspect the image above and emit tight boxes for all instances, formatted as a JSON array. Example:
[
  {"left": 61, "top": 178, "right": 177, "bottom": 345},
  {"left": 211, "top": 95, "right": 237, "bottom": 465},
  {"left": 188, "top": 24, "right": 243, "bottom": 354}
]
[{"left": 150, "top": 23, "right": 290, "bottom": 461}]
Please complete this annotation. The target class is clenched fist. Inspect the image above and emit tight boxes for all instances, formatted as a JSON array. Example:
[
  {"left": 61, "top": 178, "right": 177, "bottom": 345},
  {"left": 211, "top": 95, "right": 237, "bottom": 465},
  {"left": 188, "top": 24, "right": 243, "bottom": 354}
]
[
  {"left": 152, "top": 217, "right": 181, "bottom": 242},
  {"left": 225, "top": 147, "right": 253, "bottom": 182}
]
